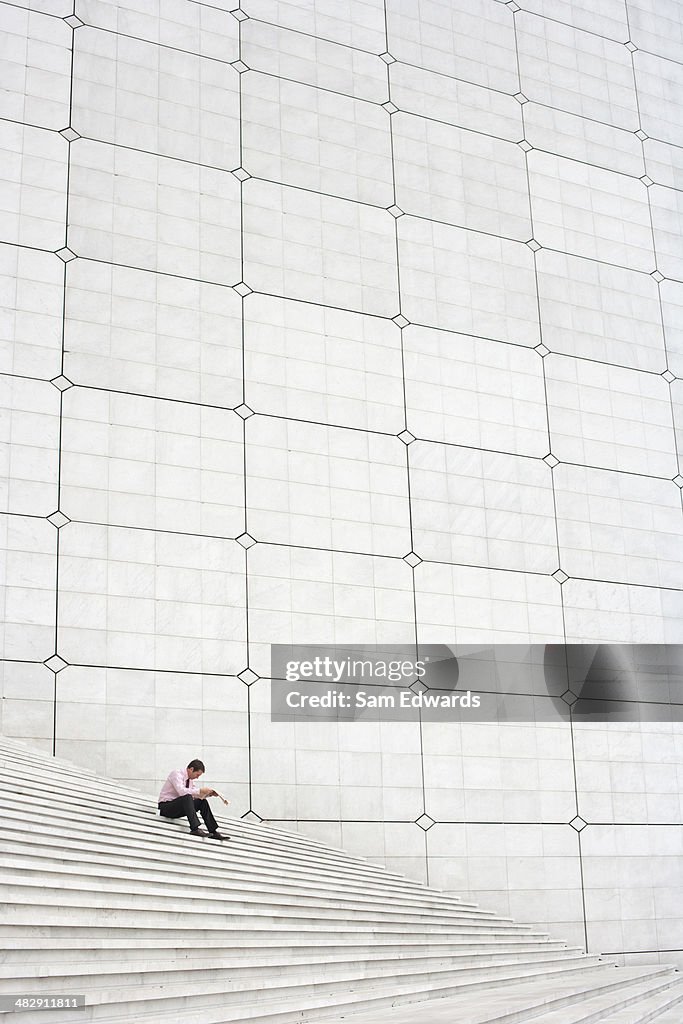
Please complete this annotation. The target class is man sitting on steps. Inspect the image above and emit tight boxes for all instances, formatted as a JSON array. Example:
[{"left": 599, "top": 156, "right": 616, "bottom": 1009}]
[{"left": 158, "top": 758, "right": 229, "bottom": 841}]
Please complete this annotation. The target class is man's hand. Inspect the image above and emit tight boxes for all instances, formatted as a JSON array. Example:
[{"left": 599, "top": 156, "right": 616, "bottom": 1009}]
[{"left": 199, "top": 787, "right": 230, "bottom": 804}]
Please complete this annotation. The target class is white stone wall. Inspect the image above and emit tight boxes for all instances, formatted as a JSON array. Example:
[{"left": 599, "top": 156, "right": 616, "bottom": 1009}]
[{"left": 1, "top": 0, "right": 683, "bottom": 965}]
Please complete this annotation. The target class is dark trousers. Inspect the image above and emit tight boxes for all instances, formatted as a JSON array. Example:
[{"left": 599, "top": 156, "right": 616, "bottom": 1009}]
[{"left": 158, "top": 794, "right": 218, "bottom": 833}]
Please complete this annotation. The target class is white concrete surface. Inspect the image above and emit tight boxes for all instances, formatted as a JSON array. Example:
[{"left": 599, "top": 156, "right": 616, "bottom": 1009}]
[
  {"left": 2, "top": 735, "right": 683, "bottom": 1023},
  {"left": 0, "top": 0, "right": 682, "bottom": 981}
]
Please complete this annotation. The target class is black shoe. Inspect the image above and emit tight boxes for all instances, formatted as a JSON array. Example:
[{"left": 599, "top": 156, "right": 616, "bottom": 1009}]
[
  {"left": 190, "top": 828, "right": 209, "bottom": 837},
  {"left": 209, "top": 831, "right": 229, "bottom": 841}
]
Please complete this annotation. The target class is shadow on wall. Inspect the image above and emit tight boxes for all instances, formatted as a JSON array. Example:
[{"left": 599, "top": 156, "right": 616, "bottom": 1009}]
[{"left": 445, "top": 643, "right": 683, "bottom": 721}]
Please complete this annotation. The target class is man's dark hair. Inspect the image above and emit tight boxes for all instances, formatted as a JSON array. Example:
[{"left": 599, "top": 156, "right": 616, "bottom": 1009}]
[{"left": 187, "top": 759, "right": 205, "bottom": 772}]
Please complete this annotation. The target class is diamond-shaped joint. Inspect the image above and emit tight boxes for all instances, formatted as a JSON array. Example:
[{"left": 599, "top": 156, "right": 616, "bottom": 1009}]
[
  {"left": 238, "top": 667, "right": 259, "bottom": 685},
  {"left": 55, "top": 246, "right": 77, "bottom": 263},
  {"left": 47, "top": 510, "right": 70, "bottom": 529},
  {"left": 242, "top": 810, "right": 263, "bottom": 823},
  {"left": 543, "top": 453, "right": 559, "bottom": 468},
  {"left": 415, "top": 813, "right": 435, "bottom": 831},
  {"left": 513, "top": 92, "right": 528, "bottom": 105},
  {"left": 234, "top": 402, "right": 254, "bottom": 419},
  {"left": 403, "top": 551, "right": 422, "bottom": 568},
  {"left": 393, "top": 313, "right": 410, "bottom": 328},
  {"left": 387, "top": 204, "right": 404, "bottom": 218},
  {"left": 398, "top": 429, "right": 415, "bottom": 445},
  {"left": 64, "top": 14, "right": 83, "bottom": 28},
  {"left": 561, "top": 689, "right": 578, "bottom": 706},
  {"left": 635, "top": 129, "right": 648, "bottom": 141},
  {"left": 673, "top": 474, "right": 683, "bottom": 489},
  {"left": 640, "top": 174, "right": 653, "bottom": 187},
  {"left": 59, "top": 127, "right": 80, "bottom": 142},
  {"left": 535, "top": 342, "right": 550, "bottom": 358},
  {"left": 526, "top": 238, "right": 541, "bottom": 252},
  {"left": 552, "top": 569, "right": 569, "bottom": 584},
  {"left": 230, "top": 6, "right": 249, "bottom": 20},
  {"left": 570, "top": 815, "right": 587, "bottom": 832},
  {"left": 233, "top": 281, "right": 253, "bottom": 297},
  {"left": 231, "top": 59, "right": 249, "bottom": 74},
  {"left": 231, "top": 167, "right": 251, "bottom": 182},
  {"left": 410, "top": 679, "right": 427, "bottom": 694},
  {"left": 625, "top": 40, "right": 637, "bottom": 52},
  {"left": 506, "top": 1, "right": 520, "bottom": 11},
  {"left": 50, "top": 374, "right": 73, "bottom": 392},
  {"left": 651, "top": 270, "right": 664, "bottom": 283},
  {"left": 662, "top": 369, "right": 676, "bottom": 383},
  {"left": 382, "top": 101, "right": 399, "bottom": 114},
  {"left": 44, "top": 654, "right": 68, "bottom": 673},
  {"left": 518, "top": 140, "right": 533, "bottom": 152},
  {"left": 236, "top": 531, "right": 257, "bottom": 549},
  {"left": 380, "top": 51, "right": 396, "bottom": 64}
]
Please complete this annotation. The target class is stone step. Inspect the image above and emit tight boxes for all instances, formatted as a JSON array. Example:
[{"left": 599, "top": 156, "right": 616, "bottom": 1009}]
[
  {"left": 0, "top": 961, "right": 617, "bottom": 1023},
  {"left": 0, "top": 939, "right": 579, "bottom": 966},
  {"left": 0, "top": 784, "right": 480, "bottom": 912},
  {"left": 0, "top": 809, "right": 453, "bottom": 913},
  {"left": 5, "top": 875, "right": 500, "bottom": 930},
  {"left": 0, "top": 897, "right": 546, "bottom": 940},
  {"left": 0, "top": 917, "right": 547, "bottom": 943},
  {"left": 9, "top": 776, "right": 329, "bottom": 864},
  {"left": 0, "top": 863, "right": 530, "bottom": 928},
  {"left": 308, "top": 968, "right": 682, "bottom": 1024},
  {"left": 0, "top": 822, "right": 453, "bottom": 901},
  {"left": 0, "top": 737, "right": 100, "bottom": 775},
  {"left": 2, "top": 777, "right": 420, "bottom": 889},
  {"left": 0, "top": 948, "right": 605, "bottom": 990},
  {"left": 2, "top": 736, "right": 676, "bottom": 1024},
  {"left": 0, "top": 740, "right": 331, "bottom": 856},
  {"left": 0, "top": 737, "right": 98, "bottom": 771},
  {"left": 640, "top": 995, "right": 683, "bottom": 1023},
  {"left": 0, "top": 746, "right": 427, "bottom": 887},
  {"left": 531, "top": 974, "right": 683, "bottom": 1024},
  {"left": 0, "top": 842, "right": 501, "bottom": 923}
]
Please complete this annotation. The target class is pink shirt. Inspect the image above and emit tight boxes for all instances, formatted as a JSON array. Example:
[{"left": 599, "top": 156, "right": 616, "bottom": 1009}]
[{"left": 158, "top": 768, "right": 200, "bottom": 803}]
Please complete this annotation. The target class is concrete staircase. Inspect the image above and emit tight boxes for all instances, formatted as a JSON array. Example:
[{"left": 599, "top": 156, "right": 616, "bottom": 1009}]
[{"left": 0, "top": 736, "right": 681, "bottom": 1024}]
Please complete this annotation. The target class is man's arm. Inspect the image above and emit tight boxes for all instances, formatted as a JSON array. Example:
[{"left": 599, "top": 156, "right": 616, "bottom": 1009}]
[
  {"left": 198, "top": 787, "right": 229, "bottom": 804},
  {"left": 167, "top": 769, "right": 200, "bottom": 798}
]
